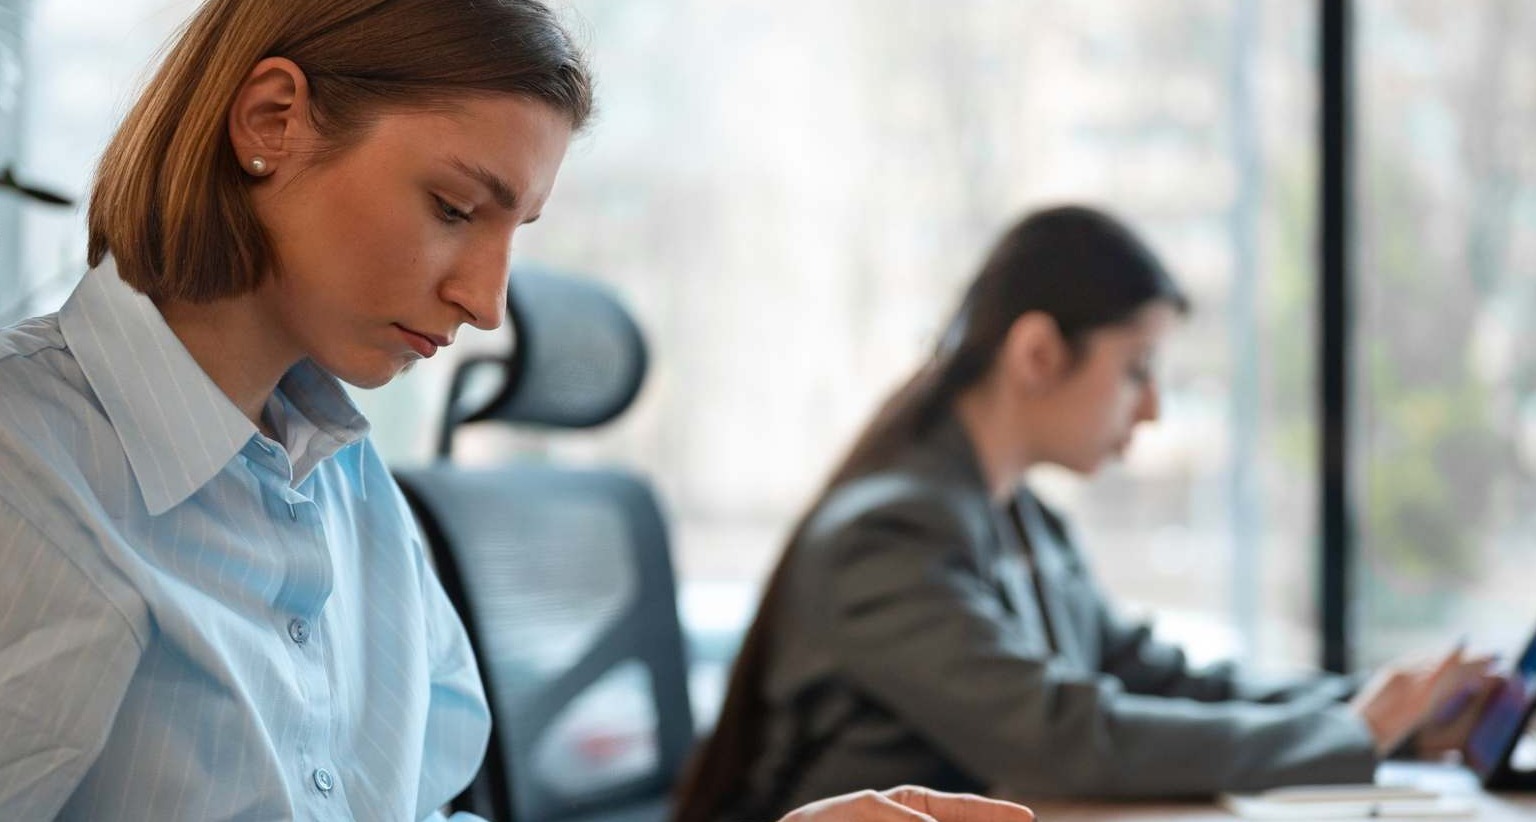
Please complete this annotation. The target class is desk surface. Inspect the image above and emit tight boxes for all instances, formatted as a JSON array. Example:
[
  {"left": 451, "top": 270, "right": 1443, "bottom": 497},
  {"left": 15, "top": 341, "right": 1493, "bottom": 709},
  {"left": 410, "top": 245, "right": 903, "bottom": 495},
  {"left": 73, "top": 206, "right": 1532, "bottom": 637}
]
[
  {"left": 1023, "top": 794, "right": 1535, "bottom": 821},
  {"left": 1017, "top": 764, "right": 1536, "bottom": 821}
]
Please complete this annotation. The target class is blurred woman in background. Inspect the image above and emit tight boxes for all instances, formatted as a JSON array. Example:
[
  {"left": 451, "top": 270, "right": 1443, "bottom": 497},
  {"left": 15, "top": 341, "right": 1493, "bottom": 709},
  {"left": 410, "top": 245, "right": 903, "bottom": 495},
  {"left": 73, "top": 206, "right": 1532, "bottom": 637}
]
[{"left": 676, "top": 205, "right": 1487, "bottom": 821}]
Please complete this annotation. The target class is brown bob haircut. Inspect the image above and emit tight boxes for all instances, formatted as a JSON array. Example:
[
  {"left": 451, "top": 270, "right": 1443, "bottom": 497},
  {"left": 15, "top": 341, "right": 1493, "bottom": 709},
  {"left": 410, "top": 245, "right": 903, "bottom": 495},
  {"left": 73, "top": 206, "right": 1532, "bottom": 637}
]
[{"left": 88, "top": 0, "right": 594, "bottom": 304}]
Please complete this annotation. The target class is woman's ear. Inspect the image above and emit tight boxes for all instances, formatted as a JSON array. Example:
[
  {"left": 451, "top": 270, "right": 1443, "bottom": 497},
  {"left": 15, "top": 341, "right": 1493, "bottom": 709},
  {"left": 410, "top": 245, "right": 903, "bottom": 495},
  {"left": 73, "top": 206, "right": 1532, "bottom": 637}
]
[
  {"left": 999, "top": 311, "right": 1070, "bottom": 396},
  {"left": 227, "top": 57, "right": 314, "bottom": 178}
]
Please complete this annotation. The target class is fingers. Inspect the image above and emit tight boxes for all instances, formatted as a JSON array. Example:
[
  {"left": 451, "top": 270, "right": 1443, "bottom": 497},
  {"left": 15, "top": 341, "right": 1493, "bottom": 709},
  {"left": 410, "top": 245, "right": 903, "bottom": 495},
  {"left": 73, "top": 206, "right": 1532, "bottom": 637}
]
[
  {"left": 883, "top": 786, "right": 1036, "bottom": 822},
  {"left": 1408, "top": 648, "right": 1506, "bottom": 755},
  {"left": 1460, "top": 653, "right": 1499, "bottom": 670},
  {"left": 1419, "top": 649, "right": 1499, "bottom": 710},
  {"left": 777, "top": 790, "right": 943, "bottom": 822},
  {"left": 1417, "top": 676, "right": 1503, "bottom": 758},
  {"left": 1419, "top": 645, "right": 1483, "bottom": 698},
  {"left": 1426, "top": 646, "right": 1467, "bottom": 702},
  {"left": 1431, "top": 643, "right": 1466, "bottom": 673},
  {"left": 779, "top": 787, "right": 1039, "bottom": 822},
  {"left": 1353, "top": 650, "right": 1468, "bottom": 754},
  {"left": 870, "top": 791, "right": 941, "bottom": 822},
  {"left": 1386, "top": 646, "right": 1493, "bottom": 679},
  {"left": 1360, "top": 642, "right": 1509, "bottom": 757},
  {"left": 1416, "top": 647, "right": 1482, "bottom": 728},
  {"left": 1428, "top": 650, "right": 1502, "bottom": 706},
  {"left": 1448, "top": 654, "right": 1497, "bottom": 683}
]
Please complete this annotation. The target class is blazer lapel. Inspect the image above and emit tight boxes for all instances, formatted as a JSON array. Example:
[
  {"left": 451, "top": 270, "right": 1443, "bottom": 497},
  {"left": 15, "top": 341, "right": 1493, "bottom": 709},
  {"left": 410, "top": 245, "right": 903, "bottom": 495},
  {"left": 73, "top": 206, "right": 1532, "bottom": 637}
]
[
  {"left": 1012, "top": 493, "right": 1091, "bottom": 670},
  {"left": 988, "top": 505, "right": 1058, "bottom": 659},
  {"left": 908, "top": 412, "right": 1090, "bottom": 666}
]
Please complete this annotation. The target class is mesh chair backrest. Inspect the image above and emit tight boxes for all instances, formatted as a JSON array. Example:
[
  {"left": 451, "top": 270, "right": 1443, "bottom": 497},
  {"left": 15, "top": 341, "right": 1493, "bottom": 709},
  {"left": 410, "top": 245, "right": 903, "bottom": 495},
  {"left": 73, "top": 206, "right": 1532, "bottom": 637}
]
[
  {"left": 455, "top": 266, "right": 647, "bottom": 432},
  {"left": 397, "top": 462, "right": 694, "bottom": 822}
]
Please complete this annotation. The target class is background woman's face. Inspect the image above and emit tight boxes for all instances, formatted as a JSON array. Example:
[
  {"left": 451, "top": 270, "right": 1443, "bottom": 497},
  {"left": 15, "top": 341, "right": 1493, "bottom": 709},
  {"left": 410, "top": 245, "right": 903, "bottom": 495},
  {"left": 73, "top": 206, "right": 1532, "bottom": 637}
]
[
  {"left": 1041, "top": 302, "right": 1179, "bottom": 474},
  {"left": 250, "top": 94, "right": 572, "bottom": 388}
]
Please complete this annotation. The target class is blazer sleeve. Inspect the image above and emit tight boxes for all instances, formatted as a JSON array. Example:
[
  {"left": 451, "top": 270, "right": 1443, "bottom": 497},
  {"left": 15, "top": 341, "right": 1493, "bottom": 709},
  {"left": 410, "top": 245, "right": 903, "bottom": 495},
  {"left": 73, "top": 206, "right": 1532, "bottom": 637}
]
[
  {"left": 1093, "top": 577, "right": 1361, "bottom": 706},
  {"left": 1049, "top": 501, "right": 1363, "bottom": 707},
  {"left": 801, "top": 487, "right": 1378, "bottom": 799}
]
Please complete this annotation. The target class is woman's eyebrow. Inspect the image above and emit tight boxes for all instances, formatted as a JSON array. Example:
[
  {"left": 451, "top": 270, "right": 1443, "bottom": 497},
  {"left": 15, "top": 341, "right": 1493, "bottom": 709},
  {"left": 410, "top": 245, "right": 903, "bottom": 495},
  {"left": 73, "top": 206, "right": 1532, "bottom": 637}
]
[{"left": 446, "top": 156, "right": 518, "bottom": 211}]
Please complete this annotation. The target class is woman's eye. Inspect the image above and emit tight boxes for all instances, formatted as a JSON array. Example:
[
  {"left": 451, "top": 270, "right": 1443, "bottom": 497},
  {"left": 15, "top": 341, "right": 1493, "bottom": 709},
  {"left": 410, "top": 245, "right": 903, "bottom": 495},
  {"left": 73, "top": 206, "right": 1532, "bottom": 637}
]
[
  {"left": 1129, "top": 358, "right": 1154, "bottom": 383},
  {"left": 433, "top": 196, "right": 473, "bottom": 224}
]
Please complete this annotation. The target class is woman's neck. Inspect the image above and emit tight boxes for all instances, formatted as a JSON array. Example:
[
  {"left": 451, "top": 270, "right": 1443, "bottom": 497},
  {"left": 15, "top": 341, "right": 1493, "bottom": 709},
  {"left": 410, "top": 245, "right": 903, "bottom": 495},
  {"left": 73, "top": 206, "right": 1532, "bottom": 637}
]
[
  {"left": 952, "top": 381, "right": 1035, "bottom": 502},
  {"left": 157, "top": 292, "right": 302, "bottom": 432}
]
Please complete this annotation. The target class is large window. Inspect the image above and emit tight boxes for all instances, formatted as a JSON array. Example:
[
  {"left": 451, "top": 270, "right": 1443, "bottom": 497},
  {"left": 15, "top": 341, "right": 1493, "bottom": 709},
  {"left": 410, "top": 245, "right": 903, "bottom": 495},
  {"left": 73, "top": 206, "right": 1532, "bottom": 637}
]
[
  {"left": 1356, "top": 0, "right": 1536, "bottom": 665},
  {"left": 13, "top": 0, "right": 1524, "bottom": 694},
  {"left": 1, "top": 0, "right": 29, "bottom": 304},
  {"left": 2, "top": 0, "right": 194, "bottom": 323},
  {"left": 363, "top": 0, "right": 1326, "bottom": 674}
]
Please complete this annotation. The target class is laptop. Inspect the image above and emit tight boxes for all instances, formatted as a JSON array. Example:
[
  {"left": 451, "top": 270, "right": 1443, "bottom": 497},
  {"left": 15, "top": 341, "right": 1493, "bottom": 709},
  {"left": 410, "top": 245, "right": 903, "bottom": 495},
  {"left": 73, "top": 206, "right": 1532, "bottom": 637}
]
[{"left": 1463, "top": 624, "right": 1536, "bottom": 789}]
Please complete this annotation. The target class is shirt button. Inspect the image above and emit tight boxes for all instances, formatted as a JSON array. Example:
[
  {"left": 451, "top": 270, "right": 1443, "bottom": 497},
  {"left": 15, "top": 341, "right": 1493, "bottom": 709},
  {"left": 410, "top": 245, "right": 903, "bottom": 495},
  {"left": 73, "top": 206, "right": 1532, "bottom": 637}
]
[
  {"left": 287, "top": 503, "right": 298, "bottom": 521},
  {"left": 257, "top": 439, "right": 276, "bottom": 456},
  {"left": 312, "top": 767, "right": 334, "bottom": 794},
  {"left": 288, "top": 618, "right": 309, "bottom": 645}
]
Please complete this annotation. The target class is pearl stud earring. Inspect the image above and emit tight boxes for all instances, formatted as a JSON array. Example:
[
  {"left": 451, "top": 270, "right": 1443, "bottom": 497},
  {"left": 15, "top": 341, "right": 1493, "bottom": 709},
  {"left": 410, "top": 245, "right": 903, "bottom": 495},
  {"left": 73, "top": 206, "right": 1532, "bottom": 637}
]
[{"left": 248, "top": 156, "right": 268, "bottom": 175}]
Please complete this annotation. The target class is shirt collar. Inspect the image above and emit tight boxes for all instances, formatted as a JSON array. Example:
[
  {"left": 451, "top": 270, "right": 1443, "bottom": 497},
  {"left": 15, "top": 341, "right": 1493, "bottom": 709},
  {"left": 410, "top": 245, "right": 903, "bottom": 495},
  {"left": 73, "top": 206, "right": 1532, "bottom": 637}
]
[
  {"left": 59, "top": 259, "right": 370, "bottom": 515},
  {"left": 274, "top": 359, "right": 372, "bottom": 493}
]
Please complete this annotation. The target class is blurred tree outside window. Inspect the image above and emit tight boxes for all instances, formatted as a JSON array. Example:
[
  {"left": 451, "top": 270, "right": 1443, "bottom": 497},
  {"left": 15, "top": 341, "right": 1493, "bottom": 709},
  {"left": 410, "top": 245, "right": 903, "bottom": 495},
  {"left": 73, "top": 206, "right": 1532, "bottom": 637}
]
[
  {"left": 1357, "top": 0, "right": 1536, "bottom": 665},
  {"left": 0, "top": 0, "right": 29, "bottom": 307},
  {"left": 12, "top": 0, "right": 1531, "bottom": 713},
  {"left": 361, "top": 0, "right": 1328, "bottom": 678},
  {"left": 3, "top": 0, "right": 190, "bottom": 324}
]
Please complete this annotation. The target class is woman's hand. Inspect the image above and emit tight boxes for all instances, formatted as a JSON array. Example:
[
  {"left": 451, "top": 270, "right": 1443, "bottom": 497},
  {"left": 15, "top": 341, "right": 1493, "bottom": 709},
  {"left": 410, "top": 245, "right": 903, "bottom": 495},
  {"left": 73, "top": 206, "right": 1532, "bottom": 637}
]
[
  {"left": 1413, "top": 672, "right": 1505, "bottom": 759},
  {"left": 1349, "top": 645, "right": 1495, "bottom": 756},
  {"left": 779, "top": 787, "right": 1035, "bottom": 822}
]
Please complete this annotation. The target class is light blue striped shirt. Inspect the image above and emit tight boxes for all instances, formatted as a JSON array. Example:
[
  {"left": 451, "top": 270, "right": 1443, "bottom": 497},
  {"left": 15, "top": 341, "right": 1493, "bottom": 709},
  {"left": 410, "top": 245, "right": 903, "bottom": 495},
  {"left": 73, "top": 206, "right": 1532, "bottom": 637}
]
[{"left": 0, "top": 261, "right": 491, "bottom": 820}]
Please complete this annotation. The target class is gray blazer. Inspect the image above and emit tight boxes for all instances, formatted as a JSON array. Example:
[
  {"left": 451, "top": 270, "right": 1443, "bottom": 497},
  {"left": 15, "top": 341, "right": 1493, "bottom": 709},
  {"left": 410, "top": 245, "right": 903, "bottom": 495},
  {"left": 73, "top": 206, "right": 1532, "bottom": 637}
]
[{"left": 740, "top": 412, "right": 1376, "bottom": 817}]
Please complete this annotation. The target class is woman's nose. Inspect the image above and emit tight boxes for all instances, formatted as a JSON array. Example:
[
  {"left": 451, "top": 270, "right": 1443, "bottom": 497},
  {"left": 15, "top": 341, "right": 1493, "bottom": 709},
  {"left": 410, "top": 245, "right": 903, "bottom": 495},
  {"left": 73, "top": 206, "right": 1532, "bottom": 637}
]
[
  {"left": 1136, "top": 381, "right": 1161, "bottom": 424},
  {"left": 442, "top": 241, "right": 512, "bottom": 331}
]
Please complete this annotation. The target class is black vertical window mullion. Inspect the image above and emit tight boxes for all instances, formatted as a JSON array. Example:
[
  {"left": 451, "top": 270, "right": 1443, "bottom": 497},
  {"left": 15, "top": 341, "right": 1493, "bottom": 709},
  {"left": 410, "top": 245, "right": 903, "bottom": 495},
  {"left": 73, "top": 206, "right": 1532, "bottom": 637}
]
[{"left": 1319, "top": 0, "right": 1353, "bottom": 675}]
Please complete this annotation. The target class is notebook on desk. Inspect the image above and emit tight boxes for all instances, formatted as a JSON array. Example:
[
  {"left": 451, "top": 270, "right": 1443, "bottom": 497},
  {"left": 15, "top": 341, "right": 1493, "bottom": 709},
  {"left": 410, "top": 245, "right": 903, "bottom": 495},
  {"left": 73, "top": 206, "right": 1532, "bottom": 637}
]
[{"left": 1219, "top": 784, "right": 1477, "bottom": 819}]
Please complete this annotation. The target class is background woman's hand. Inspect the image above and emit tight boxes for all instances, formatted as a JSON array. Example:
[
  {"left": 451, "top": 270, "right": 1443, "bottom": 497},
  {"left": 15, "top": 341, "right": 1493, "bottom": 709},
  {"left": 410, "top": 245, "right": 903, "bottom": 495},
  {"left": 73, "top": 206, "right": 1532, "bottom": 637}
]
[
  {"left": 1413, "top": 671, "right": 1505, "bottom": 759},
  {"left": 1349, "top": 645, "right": 1495, "bottom": 756},
  {"left": 779, "top": 786, "right": 1035, "bottom": 822}
]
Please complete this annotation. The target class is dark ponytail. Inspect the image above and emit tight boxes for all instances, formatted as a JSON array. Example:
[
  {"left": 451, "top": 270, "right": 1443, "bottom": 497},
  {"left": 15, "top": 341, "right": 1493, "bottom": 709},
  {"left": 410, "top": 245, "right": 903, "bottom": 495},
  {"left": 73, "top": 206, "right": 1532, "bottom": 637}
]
[{"left": 672, "top": 205, "right": 1188, "bottom": 822}]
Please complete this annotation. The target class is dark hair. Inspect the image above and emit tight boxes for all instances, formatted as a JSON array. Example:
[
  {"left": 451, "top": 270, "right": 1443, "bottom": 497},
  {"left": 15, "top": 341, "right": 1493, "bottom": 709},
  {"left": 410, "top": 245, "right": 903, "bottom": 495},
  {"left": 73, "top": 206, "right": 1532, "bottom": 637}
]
[
  {"left": 672, "top": 205, "right": 1188, "bottom": 822},
  {"left": 89, "top": 0, "right": 594, "bottom": 303}
]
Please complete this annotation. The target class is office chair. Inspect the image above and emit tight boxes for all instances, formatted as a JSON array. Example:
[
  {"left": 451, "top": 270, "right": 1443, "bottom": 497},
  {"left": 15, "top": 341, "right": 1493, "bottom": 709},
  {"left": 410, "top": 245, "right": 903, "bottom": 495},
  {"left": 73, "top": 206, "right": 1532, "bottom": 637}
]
[{"left": 395, "top": 266, "right": 694, "bottom": 822}]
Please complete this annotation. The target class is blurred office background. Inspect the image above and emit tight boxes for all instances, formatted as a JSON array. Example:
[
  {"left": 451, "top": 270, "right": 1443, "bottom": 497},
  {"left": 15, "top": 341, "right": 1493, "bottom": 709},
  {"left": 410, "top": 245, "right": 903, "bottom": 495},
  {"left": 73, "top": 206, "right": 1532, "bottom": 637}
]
[{"left": 3, "top": 0, "right": 1534, "bottom": 726}]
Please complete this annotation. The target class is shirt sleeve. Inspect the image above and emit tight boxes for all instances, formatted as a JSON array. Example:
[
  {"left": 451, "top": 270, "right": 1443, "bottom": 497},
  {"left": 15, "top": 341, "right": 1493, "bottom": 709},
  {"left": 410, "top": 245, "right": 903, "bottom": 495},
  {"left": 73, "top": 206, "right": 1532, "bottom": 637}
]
[
  {"left": 804, "top": 492, "right": 1378, "bottom": 799},
  {"left": 414, "top": 525, "right": 492, "bottom": 821},
  {"left": 0, "top": 498, "right": 146, "bottom": 819}
]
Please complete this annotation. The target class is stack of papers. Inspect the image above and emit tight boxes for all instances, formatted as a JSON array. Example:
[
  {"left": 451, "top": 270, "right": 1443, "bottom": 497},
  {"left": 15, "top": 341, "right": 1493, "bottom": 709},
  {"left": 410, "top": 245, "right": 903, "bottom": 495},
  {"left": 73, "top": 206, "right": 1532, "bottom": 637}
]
[{"left": 1219, "top": 784, "right": 1478, "bottom": 819}]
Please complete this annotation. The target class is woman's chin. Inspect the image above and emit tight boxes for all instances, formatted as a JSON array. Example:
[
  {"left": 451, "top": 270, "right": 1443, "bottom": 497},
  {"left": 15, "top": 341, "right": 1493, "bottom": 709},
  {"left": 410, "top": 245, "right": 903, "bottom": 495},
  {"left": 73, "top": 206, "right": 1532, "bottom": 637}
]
[
  {"left": 1073, "top": 450, "right": 1117, "bottom": 476},
  {"left": 344, "top": 372, "right": 397, "bottom": 389},
  {"left": 319, "top": 354, "right": 412, "bottom": 389}
]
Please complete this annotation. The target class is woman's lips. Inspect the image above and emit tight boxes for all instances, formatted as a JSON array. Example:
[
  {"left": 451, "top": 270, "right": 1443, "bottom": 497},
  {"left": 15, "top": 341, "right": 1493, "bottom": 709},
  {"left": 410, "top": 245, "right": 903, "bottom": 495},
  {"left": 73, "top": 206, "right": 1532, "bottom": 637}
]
[{"left": 395, "top": 324, "right": 442, "bottom": 358}]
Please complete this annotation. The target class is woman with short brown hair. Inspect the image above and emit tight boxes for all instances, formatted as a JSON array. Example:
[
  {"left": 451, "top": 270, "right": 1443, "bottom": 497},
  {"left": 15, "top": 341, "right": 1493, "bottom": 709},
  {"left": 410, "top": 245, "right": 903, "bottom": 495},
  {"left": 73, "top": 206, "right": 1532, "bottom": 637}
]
[{"left": 0, "top": 2, "right": 1038, "bottom": 820}]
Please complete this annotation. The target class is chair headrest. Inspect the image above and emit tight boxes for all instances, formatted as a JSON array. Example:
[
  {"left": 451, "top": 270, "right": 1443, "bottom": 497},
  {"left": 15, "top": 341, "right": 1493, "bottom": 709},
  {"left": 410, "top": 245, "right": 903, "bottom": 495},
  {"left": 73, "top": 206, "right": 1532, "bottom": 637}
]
[{"left": 450, "top": 265, "right": 647, "bottom": 432}]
